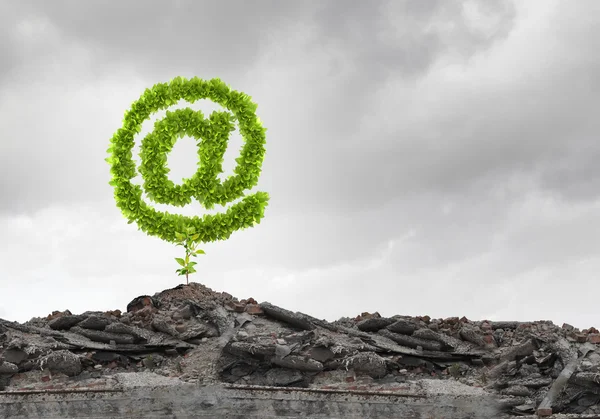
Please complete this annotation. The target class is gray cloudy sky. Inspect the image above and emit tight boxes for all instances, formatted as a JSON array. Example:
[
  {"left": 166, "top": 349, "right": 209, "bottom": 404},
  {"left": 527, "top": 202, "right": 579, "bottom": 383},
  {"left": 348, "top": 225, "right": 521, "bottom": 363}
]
[{"left": 1, "top": 0, "right": 599, "bottom": 329}]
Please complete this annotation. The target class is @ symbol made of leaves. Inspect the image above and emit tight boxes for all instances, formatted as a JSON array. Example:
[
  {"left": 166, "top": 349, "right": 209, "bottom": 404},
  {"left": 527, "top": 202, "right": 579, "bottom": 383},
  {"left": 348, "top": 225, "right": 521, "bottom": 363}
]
[{"left": 106, "top": 77, "right": 269, "bottom": 245}]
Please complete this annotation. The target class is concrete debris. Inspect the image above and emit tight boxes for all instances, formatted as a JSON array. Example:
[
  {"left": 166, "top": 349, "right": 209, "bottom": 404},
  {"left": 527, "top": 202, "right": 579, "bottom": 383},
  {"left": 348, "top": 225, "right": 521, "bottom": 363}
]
[{"left": 1, "top": 282, "right": 600, "bottom": 417}]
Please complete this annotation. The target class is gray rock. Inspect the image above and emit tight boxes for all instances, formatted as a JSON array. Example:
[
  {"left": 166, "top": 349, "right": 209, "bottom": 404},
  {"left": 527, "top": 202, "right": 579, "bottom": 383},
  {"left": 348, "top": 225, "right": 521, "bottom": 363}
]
[
  {"left": 259, "top": 302, "right": 315, "bottom": 331},
  {"left": 506, "top": 377, "right": 552, "bottom": 388},
  {"left": 178, "top": 323, "right": 209, "bottom": 341},
  {"left": 225, "top": 341, "right": 277, "bottom": 359},
  {"left": 309, "top": 346, "right": 335, "bottom": 363},
  {"left": 378, "top": 329, "right": 443, "bottom": 351},
  {"left": 79, "top": 315, "right": 112, "bottom": 331},
  {"left": 40, "top": 350, "right": 82, "bottom": 377},
  {"left": 204, "top": 306, "right": 233, "bottom": 337},
  {"left": 265, "top": 368, "right": 306, "bottom": 386},
  {"left": 91, "top": 352, "right": 120, "bottom": 363},
  {"left": 502, "top": 385, "right": 530, "bottom": 397},
  {"left": 386, "top": 319, "right": 417, "bottom": 335},
  {"left": 47, "top": 315, "right": 85, "bottom": 330},
  {"left": 347, "top": 352, "right": 388, "bottom": 378},
  {"left": 2, "top": 348, "right": 28, "bottom": 364},
  {"left": 275, "top": 344, "right": 292, "bottom": 359},
  {"left": 491, "top": 321, "right": 520, "bottom": 330},
  {"left": 173, "top": 304, "right": 193, "bottom": 320},
  {"left": 501, "top": 339, "right": 537, "bottom": 362},
  {"left": 356, "top": 318, "right": 394, "bottom": 332},
  {"left": 0, "top": 374, "right": 11, "bottom": 391},
  {"left": 0, "top": 361, "right": 18, "bottom": 374},
  {"left": 104, "top": 322, "right": 150, "bottom": 343},
  {"left": 70, "top": 326, "right": 135, "bottom": 344},
  {"left": 459, "top": 325, "right": 487, "bottom": 347},
  {"left": 151, "top": 317, "right": 179, "bottom": 337},
  {"left": 271, "top": 355, "right": 323, "bottom": 372}
]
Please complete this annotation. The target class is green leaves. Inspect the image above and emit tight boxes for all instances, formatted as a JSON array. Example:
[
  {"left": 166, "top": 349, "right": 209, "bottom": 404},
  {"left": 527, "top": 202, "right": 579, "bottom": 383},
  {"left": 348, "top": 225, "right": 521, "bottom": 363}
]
[
  {"left": 174, "top": 229, "right": 205, "bottom": 284},
  {"left": 106, "top": 76, "right": 269, "bottom": 245},
  {"left": 106, "top": 76, "right": 270, "bottom": 283}
]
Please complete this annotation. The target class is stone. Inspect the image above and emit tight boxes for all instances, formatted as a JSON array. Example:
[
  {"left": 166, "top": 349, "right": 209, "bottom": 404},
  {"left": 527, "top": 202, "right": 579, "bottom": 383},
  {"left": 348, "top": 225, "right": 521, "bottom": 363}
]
[
  {"left": 309, "top": 346, "right": 335, "bottom": 363},
  {"left": 2, "top": 348, "right": 28, "bottom": 364},
  {"left": 234, "top": 312, "right": 254, "bottom": 329},
  {"left": 459, "top": 325, "right": 487, "bottom": 347},
  {"left": 40, "top": 350, "right": 82, "bottom": 377},
  {"left": 271, "top": 355, "right": 323, "bottom": 372},
  {"left": 91, "top": 352, "right": 120, "bottom": 363},
  {"left": 274, "top": 344, "right": 292, "bottom": 359},
  {"left": 105, "top": 309, "right": 122, "bottom": 318},
  {"left": 46, "top": 310, "right": 72, "bottom": 321},
  {"left": 386, "top": 319, "right": 417, "bottom": 335},
  {"left": 173, "top": 305, "right": 193, "bottom": 320},
  {"left": 562, "top": 323, "right": 575, "bottom": 332},
  {"left": 151, "top": 317, "right": 179, "bottom": 337},
  {"left": 378, "top": 329, "right": 443, "bottom": 351},
  {"left": 225, "top": 341, "right": 277, "bottom": 359},
  {"left": 70, "top": 326, "right": 135, "bottom": 344},
  {"left": 356, "top": 318, "right": 394, "bottom": 332},
  {"left": 0, "top": 375, "right": 11, "bottom": 391},
  {"left": 200, "top": 306, "right": 231, "bottom": 335},
  {"left": 0, "top": 361, "right": 17, "bottom": 374},
  {"left": 506, "top": 377, "right": 552, "bottom": 388},
  {"left": 126, "top": 295, "right": 158, "bottom": 313},
  {"left": 265, "top": 368, "right": 305, "bottom": 387},
  {"left": 491, "top": 321, "right": 520, "bottom": 330},
  {"left": 79, "top": 315, "right": 112, "bottom": 331},
  {"left": 47, "top": 314, "right": 86, "bottom": 330},
  {"left": 260, "top": 302, "right": 315, "bottom": 331},
  {"left": 444, "top": 317, "right": 459, "bottom": 326},
  {"left": 503, "top": 385, "right": 530, "bottom": 397},
  {"left": 347, "top": 352, "right": 387, "bottom": 379},
  {"left": 179, "top": 323, "right": 209, "bottom": 341}
]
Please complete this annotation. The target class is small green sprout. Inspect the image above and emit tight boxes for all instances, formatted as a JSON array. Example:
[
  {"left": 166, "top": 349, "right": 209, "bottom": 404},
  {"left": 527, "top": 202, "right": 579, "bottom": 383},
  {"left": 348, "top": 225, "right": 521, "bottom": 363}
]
[{"left": 174, "top": 227, "right": 205, "bottom": 284}]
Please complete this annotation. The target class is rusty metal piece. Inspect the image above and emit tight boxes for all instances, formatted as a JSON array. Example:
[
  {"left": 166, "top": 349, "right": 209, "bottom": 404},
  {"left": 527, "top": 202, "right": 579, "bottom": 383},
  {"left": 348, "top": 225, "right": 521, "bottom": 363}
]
[
  {"left": 0, "top": 388, "right": 124, "bottom": 395},
  {"left": 223, "top": 383, "right": 427, "bottom": 398}
]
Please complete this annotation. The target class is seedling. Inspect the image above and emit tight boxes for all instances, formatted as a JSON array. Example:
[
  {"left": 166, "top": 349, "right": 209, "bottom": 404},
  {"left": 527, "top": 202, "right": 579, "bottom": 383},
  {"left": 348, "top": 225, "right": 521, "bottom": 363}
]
[{"left": 174, "top": 227, "right": 205, "bottom": 284}]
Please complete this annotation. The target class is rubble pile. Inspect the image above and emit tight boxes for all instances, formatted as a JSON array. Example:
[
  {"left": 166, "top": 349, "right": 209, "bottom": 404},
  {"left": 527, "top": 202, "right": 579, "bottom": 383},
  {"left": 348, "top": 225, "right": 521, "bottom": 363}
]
[{"left": 1, "top": 282, "right": 600, "bottom": 417}]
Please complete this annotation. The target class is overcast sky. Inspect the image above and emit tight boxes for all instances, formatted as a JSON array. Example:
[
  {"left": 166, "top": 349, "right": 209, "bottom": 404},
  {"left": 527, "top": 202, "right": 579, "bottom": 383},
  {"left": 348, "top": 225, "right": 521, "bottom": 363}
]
[{"left": 1, "top": 0, "right": 599, "bottom": 330}]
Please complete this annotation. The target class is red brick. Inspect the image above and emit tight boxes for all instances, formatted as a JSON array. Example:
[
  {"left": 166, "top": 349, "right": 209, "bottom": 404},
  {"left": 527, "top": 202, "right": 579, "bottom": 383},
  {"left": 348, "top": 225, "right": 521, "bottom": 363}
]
[
  {"left": 245, "top": 304, "right": 264, "bottom": 315},
  {"left": 41, "top": 376, "right": 51, "bottom": 382},
  {"left": 588, "top": 334, "right": 600, "bottom": 344},
  {"left": 483, "top": 334, "right": 497, "bottom": 346}
]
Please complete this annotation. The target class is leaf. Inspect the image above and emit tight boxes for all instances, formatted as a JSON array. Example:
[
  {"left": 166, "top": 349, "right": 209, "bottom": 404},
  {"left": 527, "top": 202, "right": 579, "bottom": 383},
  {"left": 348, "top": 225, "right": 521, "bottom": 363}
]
[
  {"left": 188, "top": 267, "right": 197, "bottom": 274},
  {"left": 175, "top": 257, "right": 186, "bottom": 266},
  {"left": 187, "top": 261, "right": 197, "bottom": 267},
  {"left": 196, "top": 249, "right": 205, "bottom": 255}
]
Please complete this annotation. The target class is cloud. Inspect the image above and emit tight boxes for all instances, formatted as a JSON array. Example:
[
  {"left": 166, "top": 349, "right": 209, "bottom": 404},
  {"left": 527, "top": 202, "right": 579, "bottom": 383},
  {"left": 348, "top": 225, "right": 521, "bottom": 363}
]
[{"left": 1, "top": 1, "right": 599, "bottom": 331}]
